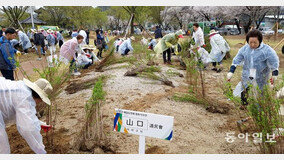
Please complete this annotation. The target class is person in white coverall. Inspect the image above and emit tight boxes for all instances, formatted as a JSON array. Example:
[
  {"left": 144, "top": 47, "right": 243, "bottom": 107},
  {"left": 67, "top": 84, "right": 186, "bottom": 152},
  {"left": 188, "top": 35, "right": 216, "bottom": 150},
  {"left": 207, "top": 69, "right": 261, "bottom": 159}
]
[{"left": 0, "top": 77, "right": 53, "bottom": 154}]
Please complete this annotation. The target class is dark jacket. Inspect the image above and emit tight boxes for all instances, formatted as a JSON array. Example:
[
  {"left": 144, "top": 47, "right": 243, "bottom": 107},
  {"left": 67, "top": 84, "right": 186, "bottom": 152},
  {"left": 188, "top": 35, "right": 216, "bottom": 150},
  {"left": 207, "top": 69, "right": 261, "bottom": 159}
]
[
  {"left": 34, "top": 33, "right": 45, "bottom": 48},
  {"left": 155, "top": 28, "right": 163, "bottom": 39},
  {"left": 0, "top": 36, "right": 17, "bottom": 70}
]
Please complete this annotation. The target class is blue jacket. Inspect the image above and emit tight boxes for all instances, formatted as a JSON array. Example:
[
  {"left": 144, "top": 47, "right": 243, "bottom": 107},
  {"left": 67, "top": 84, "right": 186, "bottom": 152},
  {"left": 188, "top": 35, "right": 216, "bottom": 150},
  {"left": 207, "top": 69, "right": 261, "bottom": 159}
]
[
  {"left": 46, "top": 34, "right": 56, "bottom": 46},
  {"left": 56, "top": 32, "right": 64, "bottom": 41},
  {"left": 0, "top": 36, "right": 17, "bottom": 70},
  {"left": 155, "top": 28, "right": 163, "bottom": 39}
]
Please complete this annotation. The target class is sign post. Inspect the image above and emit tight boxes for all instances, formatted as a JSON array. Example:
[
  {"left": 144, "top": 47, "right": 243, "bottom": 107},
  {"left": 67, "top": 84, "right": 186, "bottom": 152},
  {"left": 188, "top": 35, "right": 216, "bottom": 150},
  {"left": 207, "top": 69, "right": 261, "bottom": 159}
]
[
  {"left": 139, "top": 135, "right": 145, "bottom": 154},
  {"left": 113, "top": 109, "right": 174, "bottom": 154}
]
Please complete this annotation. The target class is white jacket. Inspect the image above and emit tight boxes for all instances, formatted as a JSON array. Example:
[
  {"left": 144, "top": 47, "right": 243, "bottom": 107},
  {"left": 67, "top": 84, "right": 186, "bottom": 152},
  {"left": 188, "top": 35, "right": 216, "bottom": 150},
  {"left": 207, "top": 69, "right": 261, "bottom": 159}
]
[
  {"left": 193, "top": 27, "right": 205, "bottom": 47},
  {"left": 79, "top": 30, "right": 87, "bottom": 45},
  {"left": 118, "top": 38, "right": 133, "bottom": 54},
  {"left": 0, "top": 77, "right": 46, "bottom": 154},
  {"left": 76, "top": 53, "right": 92, "bottom": 67},
  {"left": 209, "top": 34, "right": 230, "bottom": 62}
]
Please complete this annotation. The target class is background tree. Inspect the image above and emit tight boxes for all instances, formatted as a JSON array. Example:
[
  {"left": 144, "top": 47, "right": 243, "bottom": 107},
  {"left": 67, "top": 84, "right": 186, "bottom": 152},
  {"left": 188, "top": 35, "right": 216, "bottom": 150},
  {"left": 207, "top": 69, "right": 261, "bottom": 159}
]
[
  {"left": 1, "top": 6, "right": 29, "bottom": 29},
  {"left": 36, "top": 6, "right": 69, "bottom": 28}
]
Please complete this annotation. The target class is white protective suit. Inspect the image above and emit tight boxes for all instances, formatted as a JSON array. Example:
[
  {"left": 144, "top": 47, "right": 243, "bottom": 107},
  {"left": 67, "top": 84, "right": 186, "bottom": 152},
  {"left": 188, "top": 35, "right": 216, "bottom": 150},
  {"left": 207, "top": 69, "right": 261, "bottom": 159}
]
[
  {"left": 209, "top": 34, "right": 230, "bottom": 62},
  {"left": 18, "top": 31, "right": 32, "bottom": 50},
  {"left": 76, "top": 53, "right": 92, "bottom": 67},
  {"left": 192, "top": 27, "right": 205, "bottom": 47},
  {"left": 118, "top": 38, "right": 133, "bottom": 55},
  {"left": 79, "top": 30, "right": 87, "bottom": 45},
  {"left": 0, "top": 77, "right": 46, "bottom": 154}
]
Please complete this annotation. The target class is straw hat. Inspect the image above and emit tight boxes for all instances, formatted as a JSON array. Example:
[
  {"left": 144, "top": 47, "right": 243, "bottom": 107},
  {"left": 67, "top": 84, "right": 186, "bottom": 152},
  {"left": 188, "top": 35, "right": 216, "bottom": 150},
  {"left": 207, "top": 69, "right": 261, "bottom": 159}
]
[
  {"left": 88, "top": 45, "right": 96, "bottom": 50},
  {"left": 23, "top": 78, "right": 53, "bottom": 105},
  {"left": 209, "top": 29, "right": 218, "bottom": 35},
  {"left": 82, "top": 45, "right": 89, "bottom": 50},
  {"left": 47, "top": 29, "right": 53, "bottom": 33},
  {"left": 130, "top": 36, "right": 135, "bottom": 41}
]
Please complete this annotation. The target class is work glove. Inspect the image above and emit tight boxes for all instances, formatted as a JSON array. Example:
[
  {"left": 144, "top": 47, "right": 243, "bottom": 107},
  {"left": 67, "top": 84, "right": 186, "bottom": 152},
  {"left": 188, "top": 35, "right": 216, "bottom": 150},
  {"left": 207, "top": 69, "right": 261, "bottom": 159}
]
[
  {"left": 16, "top": 51, "right": 22, "bottom": 56},
  {"left": 227, "top": 72, "right": 233, "bottom": 81},
  {"left": 40, "top": 121, "right": 52, "bottom": 133},
  {"left": 270, "top": 76, "right": 277, "bottom": 88},
  {"left": 13, "top": 67, "right": 19, "bottom": 71}
]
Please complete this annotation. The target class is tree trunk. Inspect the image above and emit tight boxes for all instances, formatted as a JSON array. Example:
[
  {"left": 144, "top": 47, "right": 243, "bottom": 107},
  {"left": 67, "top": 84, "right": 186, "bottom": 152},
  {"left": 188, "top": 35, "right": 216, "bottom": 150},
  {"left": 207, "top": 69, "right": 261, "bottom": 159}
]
[
  {"left": 130, "top": 14, "right": 135, "bottom": 34},
  {"left": 234, "top": 19, "right": 241, "bottom": 34}
]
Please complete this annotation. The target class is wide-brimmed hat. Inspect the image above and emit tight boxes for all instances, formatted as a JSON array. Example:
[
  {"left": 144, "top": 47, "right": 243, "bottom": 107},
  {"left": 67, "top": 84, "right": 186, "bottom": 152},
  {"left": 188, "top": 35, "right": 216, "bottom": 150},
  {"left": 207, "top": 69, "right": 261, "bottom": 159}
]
[
  {"left": 88, "top": 45, "right": 96, "bottom": 50},
  {"left": 175, "top": 30, "right": 184, "bottom": 38},
  {"left": 130, "top": 36, "right": 135, "bottom": 41},
  {"left": 82, "top": 45, "right": 89, "bottom": 50},
  {"left": 209, "top": 29, "right": 218, "bottom": 35},
  {"left": 47, "top": 29, "right": 53, "bottom": 33},
  {"left": 23, "top": 78, "right": 53, "bottom": 105}
]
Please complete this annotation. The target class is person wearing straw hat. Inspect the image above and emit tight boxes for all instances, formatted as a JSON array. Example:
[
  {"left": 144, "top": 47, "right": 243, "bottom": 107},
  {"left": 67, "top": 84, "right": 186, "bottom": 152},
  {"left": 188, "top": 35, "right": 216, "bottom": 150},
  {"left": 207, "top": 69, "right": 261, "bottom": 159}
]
[
  {"left": 118, "top": 36, "right": 135, "bottom": 56},
  {"left": 76, "top": 46, "right": 92, "bottom": 69},
  {"left": 84, "top": 45, "right": 100, "bottom": 64},
  {"left": 209, "top": 29, "right": 230, "bottom": 73},
  {"left": 154, "top": 30, "right": 184, "bottom": 65},
  {"left": 0, "top": 77, "right": 53, "bottom": 154}
]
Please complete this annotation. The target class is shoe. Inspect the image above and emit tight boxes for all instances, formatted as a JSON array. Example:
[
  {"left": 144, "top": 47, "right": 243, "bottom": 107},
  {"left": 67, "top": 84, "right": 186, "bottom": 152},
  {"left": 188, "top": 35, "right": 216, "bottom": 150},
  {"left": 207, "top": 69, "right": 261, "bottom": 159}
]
[
  {"left": 216, "top": 69, "right": 222, "bottom": 73},
  {"left": 167, "top": 61, "right": 172, "bottom": 65},
  {"left": 211, "top": 68, "right": 217, "bottom": 71},
  {"left": 72, "top": 72, "right": 81, "bottom": 76},
  {"left": 37, "top": 57, "right": 42, "bottom": 61},
  {"left": 164, "top": 61, "right": 167, "bottom": 64}
]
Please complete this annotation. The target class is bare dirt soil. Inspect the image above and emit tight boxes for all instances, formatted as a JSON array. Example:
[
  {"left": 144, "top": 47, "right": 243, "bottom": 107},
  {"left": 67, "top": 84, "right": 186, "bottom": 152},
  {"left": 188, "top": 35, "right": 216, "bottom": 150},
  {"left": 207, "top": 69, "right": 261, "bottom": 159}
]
[{"left": 5, "top": 52, "right": 261, "bottom": 154}]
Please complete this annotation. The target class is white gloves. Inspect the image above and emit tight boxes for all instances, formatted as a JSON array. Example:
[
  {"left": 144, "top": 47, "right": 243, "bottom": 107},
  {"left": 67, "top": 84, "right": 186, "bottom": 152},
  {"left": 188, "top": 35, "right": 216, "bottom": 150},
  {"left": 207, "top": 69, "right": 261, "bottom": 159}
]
[
  {"left": 227, "top": 72, "right": 233, "bottom": 81},
  {"left": 16, "top": 51, "right": 21, "bottom": 56}
]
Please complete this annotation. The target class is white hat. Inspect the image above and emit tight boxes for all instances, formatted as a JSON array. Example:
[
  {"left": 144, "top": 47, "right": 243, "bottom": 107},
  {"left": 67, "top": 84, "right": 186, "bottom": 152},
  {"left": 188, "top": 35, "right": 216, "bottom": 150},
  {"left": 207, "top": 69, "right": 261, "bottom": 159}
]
[
  {"left": 130, "top": 36, "right": 135, "bottom": 41},
  {"left": 88, "top": 45, "right": 96, "bottom": 50},
  {"left": 47, "top": 29, "right": 53, "bottom": 33},
  {"left": 82, "top": 45, "right": 89, "bottom": 50},
  {"left": 23, "top": 78, "right": 53, "bottom": 105},
  {"left": 209, "top": 29, "right": 218, "bottom": 35}
]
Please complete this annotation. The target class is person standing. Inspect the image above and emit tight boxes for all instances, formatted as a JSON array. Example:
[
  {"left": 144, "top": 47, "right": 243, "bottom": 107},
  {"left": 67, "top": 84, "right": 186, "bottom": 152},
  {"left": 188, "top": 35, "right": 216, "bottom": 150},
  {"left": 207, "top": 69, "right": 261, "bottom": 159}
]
[
  {"left": 57, "top": 30, "right": 64, "bottom": 48},
  {"left": 0, "top": 28, "right": 20, "bottom": 80},
  {"left": 34, "top": 29, "right": 46, "bottom": 61},
  {"left": 85, "top": 29, "right": 90, "bottom": 45},
  {"left": 95, "top": 29, "right": 105, "bottom": 58},
  {"left": 79, "top": 29, "right": 87, "bottom": 45},
  {"left": 0, "top": 77, "right": 53, "bottom": 154},
  {"left": 71, "top": 30, "right": 78, "bottom": 38},
  {"left": 46, "top": 29, "right": 56, "bottom": 58},
  {"left": 16, "top": 30, "right": 32, "bottom": 54},
  {"left": 154, "top": 30, "right": 184, "bottom": 64},
  {"left": 154, "top": 26, "right": 163, "bottom": 39},
  {"left": 192, "top": 23, "right": 205, "bottom": 48},
  {"left": 227, "top": 29, "right": 279, "bottom": 106}
]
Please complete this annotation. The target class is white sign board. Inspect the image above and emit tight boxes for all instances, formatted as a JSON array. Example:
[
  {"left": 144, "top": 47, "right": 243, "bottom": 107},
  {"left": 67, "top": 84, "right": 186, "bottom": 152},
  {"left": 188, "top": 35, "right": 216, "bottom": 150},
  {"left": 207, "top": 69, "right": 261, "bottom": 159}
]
[{"left": 114, "top": 108, "right": 174, "bottom": 140}]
